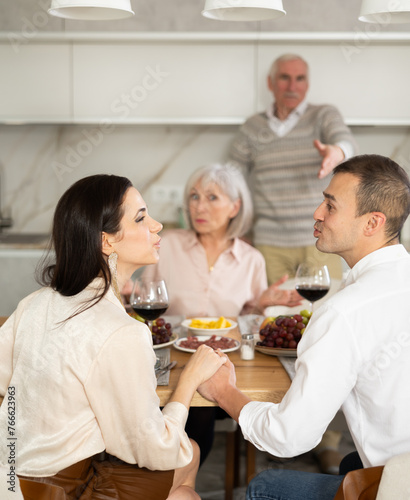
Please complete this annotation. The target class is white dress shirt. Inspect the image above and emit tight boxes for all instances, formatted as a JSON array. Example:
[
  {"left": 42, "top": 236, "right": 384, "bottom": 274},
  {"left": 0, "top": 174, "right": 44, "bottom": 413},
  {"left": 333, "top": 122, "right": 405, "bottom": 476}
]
[{"left": 239, "top": 245, "right": 410, "bottom": 468}]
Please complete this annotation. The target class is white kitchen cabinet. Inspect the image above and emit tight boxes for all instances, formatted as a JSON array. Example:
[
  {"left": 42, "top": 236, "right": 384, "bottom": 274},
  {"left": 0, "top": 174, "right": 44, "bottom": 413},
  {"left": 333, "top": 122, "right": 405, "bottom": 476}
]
[
  {"left": 257, "top": 38, "right": 410, "bottom": 126},
  {"left": 0, "top": 42, "right": 71, "bottom": 122},
  {"left": 1, "top": 33, "right": 410, "bottom": 126},
  {"left": 72, "top": 41, "right": 255, "bottom": 123}
]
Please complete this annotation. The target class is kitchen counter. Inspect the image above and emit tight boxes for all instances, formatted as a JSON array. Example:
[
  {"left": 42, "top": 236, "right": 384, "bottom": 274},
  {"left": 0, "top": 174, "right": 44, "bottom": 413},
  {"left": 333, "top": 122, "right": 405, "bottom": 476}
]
[
  {"left": 0, "top": 233, "right": 50, "bottom": 250},
  {"left": 0, "top": 240, "right": 50, "bottom": 315}
]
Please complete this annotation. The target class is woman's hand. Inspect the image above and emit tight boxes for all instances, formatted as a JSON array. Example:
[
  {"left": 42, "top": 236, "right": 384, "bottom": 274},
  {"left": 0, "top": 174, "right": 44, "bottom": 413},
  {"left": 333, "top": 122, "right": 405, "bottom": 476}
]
[
  {"left": 258, "top": 274, "right": 302, "bottom": 310},
  {"left": 182, "top": 345, "right": 228, "bottom": 387}
]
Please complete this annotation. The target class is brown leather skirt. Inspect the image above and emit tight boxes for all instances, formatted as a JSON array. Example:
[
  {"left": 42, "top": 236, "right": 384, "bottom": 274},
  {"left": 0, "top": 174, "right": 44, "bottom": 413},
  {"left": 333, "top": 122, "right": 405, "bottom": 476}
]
[{"left": 19, "top": 452, "right": 175, "bottom": 500}]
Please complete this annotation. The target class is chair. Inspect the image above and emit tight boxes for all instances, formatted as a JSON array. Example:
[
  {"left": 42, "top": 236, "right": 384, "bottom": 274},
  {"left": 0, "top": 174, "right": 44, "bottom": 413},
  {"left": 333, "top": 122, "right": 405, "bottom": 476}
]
[
  {"left": 334, "top": 452, "right": 410, "bottom": 500},
  {"left": 333, "top": 466, "right": 383, "bottom": 500},
  {"left": 19, "top": 478, "right": 67, "bottom": 500}
]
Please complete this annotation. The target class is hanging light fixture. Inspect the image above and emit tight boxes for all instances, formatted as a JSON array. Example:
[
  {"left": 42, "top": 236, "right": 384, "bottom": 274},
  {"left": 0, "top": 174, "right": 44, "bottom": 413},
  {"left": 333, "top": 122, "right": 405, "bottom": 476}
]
[
  {"left": 48, "top": 0, "right": 135, "bottom": 20},
  {"left": 359, "top": 0, "right": 410, "bottom": 23},
  {"left": 202, "top": 0, "right": 286, "bottom": 21}
]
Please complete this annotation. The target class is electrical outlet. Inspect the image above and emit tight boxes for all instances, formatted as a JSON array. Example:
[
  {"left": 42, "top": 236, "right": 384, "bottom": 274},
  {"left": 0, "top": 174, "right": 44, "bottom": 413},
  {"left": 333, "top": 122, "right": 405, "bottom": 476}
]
[
  {"left": 152, "top": 185, "right": 169, "bottom": 203},
  {"left": 168, "top": 186, "right": 184, "bottom": 204},
  {"left": 151, "top": 184, "right": 183, "bottom": 205}
]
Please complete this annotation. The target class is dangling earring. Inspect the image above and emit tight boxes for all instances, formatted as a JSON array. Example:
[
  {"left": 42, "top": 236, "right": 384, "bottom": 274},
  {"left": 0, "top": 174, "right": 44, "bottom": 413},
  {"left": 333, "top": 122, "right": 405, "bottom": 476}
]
[{"left": 108, "top": 251, "right": 122, "bottom": 304}]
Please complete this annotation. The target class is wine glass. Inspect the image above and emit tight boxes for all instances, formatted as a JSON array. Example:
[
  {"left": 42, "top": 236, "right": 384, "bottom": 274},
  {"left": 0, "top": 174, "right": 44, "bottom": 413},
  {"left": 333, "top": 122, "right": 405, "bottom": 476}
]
[
  {"left": 294, "top": 263, "right": 331, "bottom": 314},
  {"left": 130, "top": 278, "right": 169, "bottom": 331}
]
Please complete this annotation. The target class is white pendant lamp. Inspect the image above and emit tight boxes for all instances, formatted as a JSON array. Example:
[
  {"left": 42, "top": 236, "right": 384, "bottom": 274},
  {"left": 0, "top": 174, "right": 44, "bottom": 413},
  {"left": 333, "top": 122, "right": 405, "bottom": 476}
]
[
  {"left": 48, "top": 0, "right": 134, "bottom": 20},
  {"left": 202, "top": 0, "right": 286, "bottom": 21},
  {"left": 359, "top": 0, "right": 410, "bottom": 23}
]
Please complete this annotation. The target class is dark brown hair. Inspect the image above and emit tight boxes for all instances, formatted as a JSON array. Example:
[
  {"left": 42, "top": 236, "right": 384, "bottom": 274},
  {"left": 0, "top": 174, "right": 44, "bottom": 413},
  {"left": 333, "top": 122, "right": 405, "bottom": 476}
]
[
  {"left": 39, "top": 174, "right": 132, "bottom": 309},
  {"left": 333, "top": 154, "right": 410, "bottom": 241}
]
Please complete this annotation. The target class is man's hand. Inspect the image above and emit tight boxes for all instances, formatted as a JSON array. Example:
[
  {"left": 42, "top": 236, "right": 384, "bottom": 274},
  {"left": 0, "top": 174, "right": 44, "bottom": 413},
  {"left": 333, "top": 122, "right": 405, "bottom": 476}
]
[
  {"left": 198, "top": 354, "right": 236, "bottom": 403},
  {"left": 314, "top": 139, "right": 345, "bottom": 179},
  {"left": 199, "top": 352, "right": 252, "bottom": 421}
]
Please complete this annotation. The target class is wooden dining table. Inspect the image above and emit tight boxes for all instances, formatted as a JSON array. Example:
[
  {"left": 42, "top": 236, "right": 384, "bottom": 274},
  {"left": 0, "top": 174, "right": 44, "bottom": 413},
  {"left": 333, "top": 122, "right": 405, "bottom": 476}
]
[{"left": 157, "top": 324, "right": 291, "bottom": 407}]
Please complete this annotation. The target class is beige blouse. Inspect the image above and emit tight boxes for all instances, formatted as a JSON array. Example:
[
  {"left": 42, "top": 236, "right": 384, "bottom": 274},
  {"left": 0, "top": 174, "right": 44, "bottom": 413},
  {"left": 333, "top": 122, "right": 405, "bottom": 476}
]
[{"left": 0, "top": 279, "right": 192, "bottom": 477}]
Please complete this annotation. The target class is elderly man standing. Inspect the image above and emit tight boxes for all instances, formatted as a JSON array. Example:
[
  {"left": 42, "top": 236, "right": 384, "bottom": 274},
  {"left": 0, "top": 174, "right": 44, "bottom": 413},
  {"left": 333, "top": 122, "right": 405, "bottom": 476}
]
[{"left": 230, "top": 53, "right": 358, "bottom": 283}]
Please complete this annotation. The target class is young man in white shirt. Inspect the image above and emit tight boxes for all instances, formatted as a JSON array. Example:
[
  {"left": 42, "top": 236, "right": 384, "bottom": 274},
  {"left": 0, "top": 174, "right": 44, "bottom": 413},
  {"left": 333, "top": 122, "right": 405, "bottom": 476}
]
[{"left": 199, "top": 154, "right": 410, "bottom": 500}]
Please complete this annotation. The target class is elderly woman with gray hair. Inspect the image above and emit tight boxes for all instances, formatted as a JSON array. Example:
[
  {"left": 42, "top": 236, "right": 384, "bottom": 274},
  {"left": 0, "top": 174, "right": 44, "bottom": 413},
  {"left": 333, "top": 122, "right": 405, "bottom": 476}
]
[
  {"left": 143, "top": 162, "right": 301, "bottom": 318},
  {"left": 141, "top": 162, "right": 301, "bottom": 465}
]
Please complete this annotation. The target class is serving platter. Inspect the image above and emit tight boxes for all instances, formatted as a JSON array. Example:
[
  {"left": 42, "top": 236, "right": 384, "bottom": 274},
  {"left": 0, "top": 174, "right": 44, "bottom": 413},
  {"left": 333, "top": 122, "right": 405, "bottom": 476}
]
[
  {"left": 174, "top": 335, "right": 240, "bottom": 354},
  {"left": 255, "top": 345, "right": 297, "bottom": 358},
  {"left": 153, "top": 333, "right": 178, "bottom": 350}
]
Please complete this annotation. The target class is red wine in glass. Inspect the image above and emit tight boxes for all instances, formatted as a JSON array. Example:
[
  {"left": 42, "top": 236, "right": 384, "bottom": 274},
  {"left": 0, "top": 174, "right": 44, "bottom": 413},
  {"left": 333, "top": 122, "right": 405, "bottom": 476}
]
[
  {"left": 295, "top": 264, "right": 331, "bottom": 313},
  {"left": 130, "top": 279, "right": 169, "bottom": 329},
  {"left": 132, "top": 303, "right": 168, "bottom": 322},
  {"left": 295, "top": 285, "right": 330, "bottom": 303}
]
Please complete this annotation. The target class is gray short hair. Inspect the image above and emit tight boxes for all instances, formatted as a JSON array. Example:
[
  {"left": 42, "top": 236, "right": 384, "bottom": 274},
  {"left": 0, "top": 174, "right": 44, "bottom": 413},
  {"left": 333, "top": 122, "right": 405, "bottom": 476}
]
[
  {"left": 269, "top": 53, "right": 309, "bottom": 81},
  {"left": 183, "top": 163, "right": 253, "bottom": 239}
]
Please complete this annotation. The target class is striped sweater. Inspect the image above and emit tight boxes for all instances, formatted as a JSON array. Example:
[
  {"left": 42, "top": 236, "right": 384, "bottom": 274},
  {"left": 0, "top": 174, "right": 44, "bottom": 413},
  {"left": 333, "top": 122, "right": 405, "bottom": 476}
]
[{"left": 230, "top": 104, "right": 357, "bottom": 247}]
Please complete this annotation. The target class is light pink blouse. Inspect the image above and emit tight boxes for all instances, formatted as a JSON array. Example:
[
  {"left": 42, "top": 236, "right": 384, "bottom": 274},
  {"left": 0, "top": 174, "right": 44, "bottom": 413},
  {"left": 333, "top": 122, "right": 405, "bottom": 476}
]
[{"left": 142, "top": 229, "right": 268, "bottom": 317}]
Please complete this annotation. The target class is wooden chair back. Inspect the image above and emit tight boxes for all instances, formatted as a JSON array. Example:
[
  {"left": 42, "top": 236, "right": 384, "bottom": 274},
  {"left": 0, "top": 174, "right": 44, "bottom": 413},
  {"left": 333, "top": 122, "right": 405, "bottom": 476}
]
[
  {"left": 333, "top": 466, "right": 384, "bottom": 500},
  {"left": 19, "top": 478, "right": 67, "bottom": 500}
]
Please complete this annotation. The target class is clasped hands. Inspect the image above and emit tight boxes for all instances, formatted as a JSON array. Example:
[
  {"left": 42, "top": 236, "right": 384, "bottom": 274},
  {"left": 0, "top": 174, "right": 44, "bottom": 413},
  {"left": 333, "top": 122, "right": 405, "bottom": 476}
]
[{"left": 197, "top": 349, "right": 236, "bottom": 403}]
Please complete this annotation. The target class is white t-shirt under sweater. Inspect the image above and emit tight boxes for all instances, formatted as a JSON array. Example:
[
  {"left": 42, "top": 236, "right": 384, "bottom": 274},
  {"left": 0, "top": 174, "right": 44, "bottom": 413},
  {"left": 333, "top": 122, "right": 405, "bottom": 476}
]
[
  {"left": 239, "top": 245, "right": 410, "bottom": 468},
  {"left": 0, "top": 279, "right": 192, "bottom": 477},
  {"left": 230, "top": 103, "right": 358, "bottom": 247}
]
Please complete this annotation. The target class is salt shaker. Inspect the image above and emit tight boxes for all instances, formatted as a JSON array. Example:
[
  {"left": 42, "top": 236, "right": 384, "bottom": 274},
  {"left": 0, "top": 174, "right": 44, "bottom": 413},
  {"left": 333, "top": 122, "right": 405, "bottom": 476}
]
[{"left": 241, "top": 333, "right": 255, "bottom": 360}]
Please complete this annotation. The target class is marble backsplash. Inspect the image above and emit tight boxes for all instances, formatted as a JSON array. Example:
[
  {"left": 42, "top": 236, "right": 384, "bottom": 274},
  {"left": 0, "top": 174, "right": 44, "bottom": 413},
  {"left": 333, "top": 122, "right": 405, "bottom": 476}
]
[
  {"left": 1, "top": 123, "right": 410, "bottom": 236},
  {"left": 1, "top": 123, "right": 410, "bottom": 316},
  {"left": 0, "top": 123, "right": 237, "bottom": 230}
]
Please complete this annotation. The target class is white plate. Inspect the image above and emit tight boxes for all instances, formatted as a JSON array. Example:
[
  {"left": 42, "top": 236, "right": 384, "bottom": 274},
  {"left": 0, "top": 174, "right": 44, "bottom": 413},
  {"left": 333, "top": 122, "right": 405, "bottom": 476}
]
[
  {"left": 153, "top": 332, "right": 178, "bottom": 350},
  {"left": 181, "top": 317, "right": 237, "bottom": 335},
  {"left": 174, "top": 335, "right": 240, "bottom": 353}
]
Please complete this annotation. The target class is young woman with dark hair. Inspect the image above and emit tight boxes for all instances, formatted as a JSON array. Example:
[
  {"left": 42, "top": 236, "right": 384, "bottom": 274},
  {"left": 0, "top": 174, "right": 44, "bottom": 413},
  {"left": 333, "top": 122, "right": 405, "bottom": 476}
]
[{"left": 0, "top": 174, "right": 227, "bottom": 500}]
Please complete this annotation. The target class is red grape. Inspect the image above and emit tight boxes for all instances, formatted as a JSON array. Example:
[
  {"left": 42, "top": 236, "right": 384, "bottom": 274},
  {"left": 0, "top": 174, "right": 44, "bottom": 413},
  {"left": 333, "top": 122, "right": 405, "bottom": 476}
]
[
  {"left": 151, "top": 317, "right": 173, "bottom": 345},
  {"left": 258, "top": 311, "right": 311, "bottom": 350}
]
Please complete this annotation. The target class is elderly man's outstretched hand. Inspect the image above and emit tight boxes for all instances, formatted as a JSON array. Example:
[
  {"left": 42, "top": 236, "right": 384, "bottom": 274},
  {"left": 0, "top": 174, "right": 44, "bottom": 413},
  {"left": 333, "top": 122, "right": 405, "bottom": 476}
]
[{"left": 314, "top": 139, "right": 345, "bottom": 179}]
